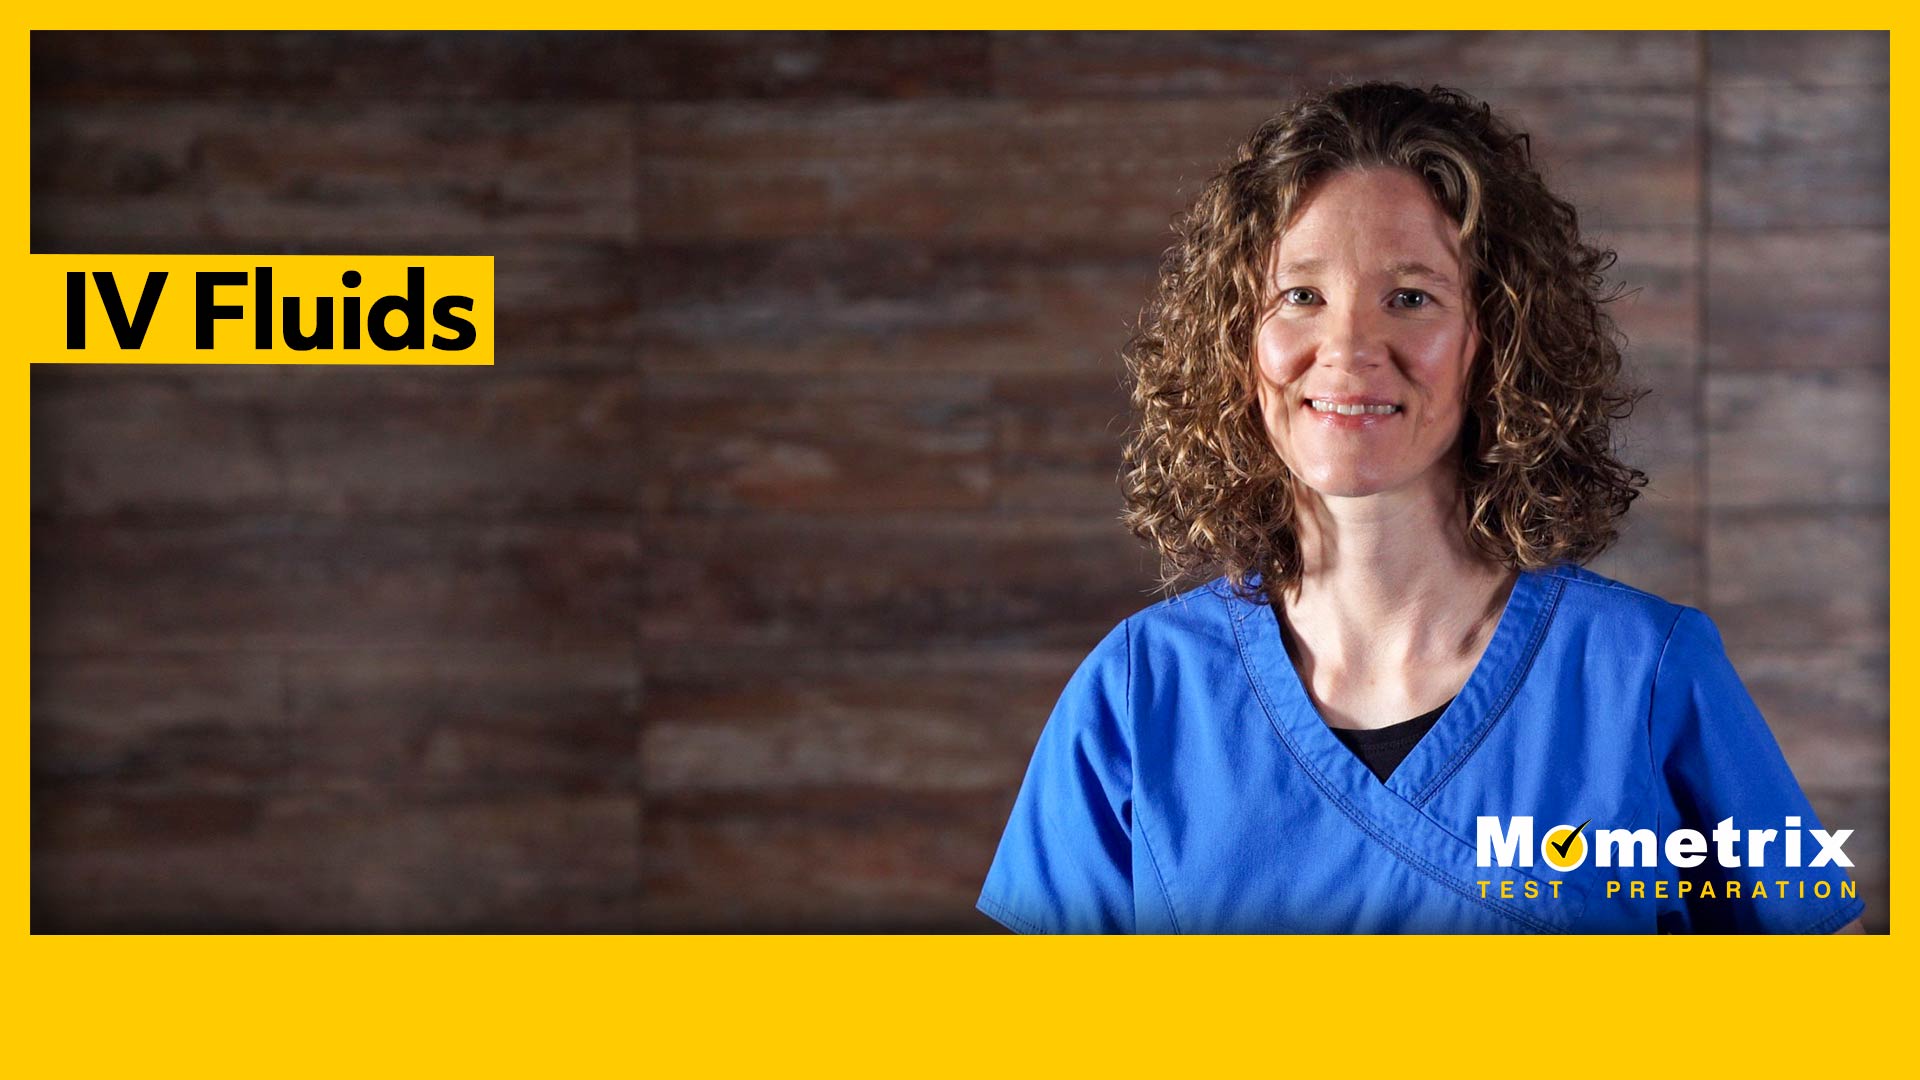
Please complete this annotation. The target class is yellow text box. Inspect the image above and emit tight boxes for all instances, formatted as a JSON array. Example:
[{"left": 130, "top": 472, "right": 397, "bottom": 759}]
[{"left": 26, "top": 254, "right": 492, "bottom": 364}]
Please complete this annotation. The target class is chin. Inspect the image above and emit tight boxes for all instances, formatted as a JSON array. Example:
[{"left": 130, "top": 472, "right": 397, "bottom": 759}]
[
  {"left": 1311, "top": 480, "right": 1398, "bottom": 500},
  {"left": 1293, "top": 463, "right": 1410, "bottom": 500}
]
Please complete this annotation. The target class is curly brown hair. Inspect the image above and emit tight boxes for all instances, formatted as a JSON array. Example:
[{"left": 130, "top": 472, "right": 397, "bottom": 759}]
[{"left": 1120, "top": 80, "right": 1647, "bottom": 603}]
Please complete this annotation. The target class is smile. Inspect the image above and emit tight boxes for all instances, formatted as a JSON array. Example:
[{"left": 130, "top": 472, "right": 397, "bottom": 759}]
[{"left": 1306, "top": 399, "right": 1401, "bottom": 416}]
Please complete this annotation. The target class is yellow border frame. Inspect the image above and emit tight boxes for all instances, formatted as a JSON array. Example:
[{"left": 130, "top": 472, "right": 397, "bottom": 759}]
[{"left": 10, "top": 16, "right": 1906, "bottom": 1072}]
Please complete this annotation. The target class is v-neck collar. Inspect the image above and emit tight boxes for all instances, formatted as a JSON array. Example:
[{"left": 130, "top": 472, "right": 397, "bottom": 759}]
[{"left": 1228, "top": 566, "right": 1566, "bottom": 809}]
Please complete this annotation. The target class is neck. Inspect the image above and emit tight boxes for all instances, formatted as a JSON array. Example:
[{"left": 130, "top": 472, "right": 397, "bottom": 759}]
[{"left": 1281, "top": 461, "right": 1515, "bottom": 668}]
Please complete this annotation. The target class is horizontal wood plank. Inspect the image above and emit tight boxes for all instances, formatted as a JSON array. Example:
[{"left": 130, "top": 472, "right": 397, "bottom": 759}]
[
  {"left": 1706, "top": 229, "right": 1887, "bottom": 371},
  {"left": 32, "top": 31, "right": 993, "bottom": 102},
  {"left": 34, "top": 102, "right": 635, "bottom": 245},
  {"left": 1707, "top": 31, "right": 1888, "bottom": 87},
  {"left": 34, "top": 791, "right": 640, "bottom": 931},
  {"left": 642, "top": 647, "right": 1077, "bottom": 796},
  {"left": 638, "top": 786, "right": 1005, "bottom": 932},
  {"left": 285, "top": 648, "right": 639, "bottom": 800},
  {"left": 640, "top": 515, "right": 1157, "bottom": 651},
  {"left": 1706, "top": 369, "right": 1888, "bottom": 510},
  {"left": 1586, "top": 497, "right": 1702, "bottom": 608},
  {"left": 636, "top": 239, "right": 1157, "bottom": 375},
  {"left": 1709, "top": 86, "right": 1888, "bottom": 229},
  {"left": 1738, "top": 646, "right": 1887, "bottom": 793},
  {"left": 32, "top": 652, "right": 289, "bottom": 795},
  {"left": 990, "top": 31, "right": 1698, "bottom": 96},
  {"left": 637, "top": 92, "right": 1695, "bottom": 245},
  {"left": 1706, "top": 508, "right": 1887, "bottom": 653},
  {"left": 640, "top": 372, "right": 993, "bottom": 514},
  {"left": 33, "top": 518, "right": 638, "bottom": 652},
  {"left": 277, "top": 368, "right": 644, "bottom": 516}
]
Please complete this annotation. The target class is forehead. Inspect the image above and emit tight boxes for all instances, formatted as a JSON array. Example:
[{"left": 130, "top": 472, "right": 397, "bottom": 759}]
[{"left": 1270, "top": 168, "right": 1464, "bottom": 271}]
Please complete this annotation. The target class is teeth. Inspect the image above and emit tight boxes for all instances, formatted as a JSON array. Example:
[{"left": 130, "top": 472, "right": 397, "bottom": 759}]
[{"left": 1309, "top": 399, "right": 1399, "bottom": 416}]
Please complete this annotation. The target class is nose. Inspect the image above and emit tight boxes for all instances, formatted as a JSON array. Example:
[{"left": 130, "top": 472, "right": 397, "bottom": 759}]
[{"left": 1316, "top": 296, "right": 1385, "bottom": 373}]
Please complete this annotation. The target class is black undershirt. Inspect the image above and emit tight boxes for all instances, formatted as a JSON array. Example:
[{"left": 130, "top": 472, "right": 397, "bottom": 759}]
[
  {"left": 1273, "top": 602, "right": 1452, "bottom": 782},
  {"left": 1328, "top": 699, "right": 1452, "bottom": 783}
]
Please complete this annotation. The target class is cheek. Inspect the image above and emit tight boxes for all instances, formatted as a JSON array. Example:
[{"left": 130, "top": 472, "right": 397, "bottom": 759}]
[
  {"left": 1254, "top": 341, "right": 1303, "bottom": 435},
  {"left": 1253, "top": 319, "right": 1306, "bottom": 386},
  {"left": 1406, "top": 335, "right": 1477, "bottom": 440},
  {"left": 1411, "top": 329, "right": 1477, "bottom": 402}
]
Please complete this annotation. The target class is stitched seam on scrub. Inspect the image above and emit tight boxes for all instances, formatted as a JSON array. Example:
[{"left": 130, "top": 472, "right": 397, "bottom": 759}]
[
  {"left": 1410, "top": 575, "right": 1567, "bottom": 809},
  {"left": 977, "top": 894, "right": 1046, "bottom": 935},
  {"left": 1134, "top": 802, "right": 1182, "bottom": 935},
  {"left": 1229, "top": 596, "right": 1563, "bottom": 935},
  {"left": 1552, "top": 565, "right": 1661, "bottom": 599},
  {"left": 1644, "top": 606, "right": 1688, "bottom": 871},
  {"left": 1123, "top": 616, "right": 1183, "bottom": 935}
]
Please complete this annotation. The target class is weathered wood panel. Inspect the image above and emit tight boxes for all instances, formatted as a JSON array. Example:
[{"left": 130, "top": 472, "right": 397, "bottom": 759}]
[
  {"left": 32, "top": 652, "right": 289, "bottom": 794},
  {"left": 33, "top": 519, "right": 638, "bottom": 652},
  {"left": 32, "top": 31, "right": 993, "bottom": 103},
  {"left": 641, "top": 647, "right": 1076, "bottom": 796},
  {"left": 1709, "top": 86, "right": 1887, "bottom": 229},
  {"left": 636, "top": 239, "right": 1157, "bottom": 375},
  {"left": 1706, "top": 31, "right": 1887, "bottom": 87},
  {"left": 990, "top": 371, "right": 1132, "bottom": 513},
  {"left": 1587, "top": 499, "right": 1702, "bottom": 609},
  {"left": 1705, "top": 230, "right": 1887, "bottom": 371},
  {"left": 1706, "top": 369, "right": 1888, "bottom": 510},
  {"left": 35, "top": 791, "right": 640, "bottom": 932},
  {"left": 34, "top": 365, "right": 645, "bottom": 519},
  {"left": 638, "top": 787, "right": 1007, "bottom": 932},
  {"left": 32, "top": 31, "right": 642, "bottom": 101},
  {"left": 639, "top": 515, "right": 1156, "bottom": 651},
  {"left": 1707, "top": 508, "right": 1887, "bottom": 654},
  {"left": 629, "top": 32, "right": 991, "bottom": 100},
  {"left": 34, "top": 103, "right": 635, "bottom": 245},
  {"left": 990, "top": 31, "right": 1699, "bottom": 96},
  {"left": 1740, "top": 646, "right": 1889, "bottom": 793},
  {"left": 277, "top": 368, "right": 644, "bottom": 517},
  {"left": 1592, "top": 227, "right": 1699, "bottom": 366},
  {"left": 637, "top": 91, "right": 1695, "bottom": 245},
  {"left": 640, "top": 372, "right": 994, "bottom": 514},
  {"left": 285, "top": 648, "right": 639, "bottom": 800},
  {"left": 1615, "top": 354, "right": 1700, "bottom": 508},
  {"left": 32, "top": 366, "right": 287, "bottom": 518}
]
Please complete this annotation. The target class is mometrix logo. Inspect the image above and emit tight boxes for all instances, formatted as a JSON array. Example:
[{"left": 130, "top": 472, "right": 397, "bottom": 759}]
[
  {"left": 1476, "top": 816, "right": 1854, "bottom": 871},
  {"left": 1474, "top": 815, "right": 1859, "bottom": 904}
]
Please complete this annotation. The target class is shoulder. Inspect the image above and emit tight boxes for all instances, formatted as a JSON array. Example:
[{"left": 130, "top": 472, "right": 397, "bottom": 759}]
[
  {"left": 1059, "top": 576, "right": 1252, "bottom": 698},
  {"left": 1536, "top": 564, "right": 1741, "bottom": 677},
  {"left": 1540, "top": 563, "right": 1682, "bottom": 616},
  {"left": 1104, "top": 574, "right": 1254, "bottom": 658},
  {"left": 1537, "top": 563, "right": 1693, "bottom": 638}
]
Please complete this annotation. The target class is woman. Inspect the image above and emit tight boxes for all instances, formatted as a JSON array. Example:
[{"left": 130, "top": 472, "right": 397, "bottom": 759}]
[{"left": 978, "top": 82, "right": 1865, "bottom": 934}]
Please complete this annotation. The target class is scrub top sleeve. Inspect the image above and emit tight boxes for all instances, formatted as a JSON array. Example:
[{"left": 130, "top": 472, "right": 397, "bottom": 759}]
[
  {"left": 977, "top": 619, "right": 1137, "bottom": 934},
  {"left": 1648, "top": 607, "right": 1866, "bottom": 934}
]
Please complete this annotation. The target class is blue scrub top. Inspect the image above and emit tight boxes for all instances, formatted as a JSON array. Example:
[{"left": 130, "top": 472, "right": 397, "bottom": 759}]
[{"left": 978, "top": 565, "right": 1866, "bottom": 934}]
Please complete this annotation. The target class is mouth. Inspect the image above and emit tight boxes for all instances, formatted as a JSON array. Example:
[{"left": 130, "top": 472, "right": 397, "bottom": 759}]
[{"left": 1304, "top": 397, "right": 1402, "bottom": 417}]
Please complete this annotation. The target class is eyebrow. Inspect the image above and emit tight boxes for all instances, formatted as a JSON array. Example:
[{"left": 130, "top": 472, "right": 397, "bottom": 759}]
[{"left": 1273, "top": 257, "right": 1457, "bottom": 289}]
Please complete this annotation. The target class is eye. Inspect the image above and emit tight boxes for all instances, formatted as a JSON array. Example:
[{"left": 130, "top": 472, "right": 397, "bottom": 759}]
[
  {"left": 1282, "top": 286, "right": 1319, "bottom": 306},
  {"left": 1390, "top": 289, "right": 1432, "bottom": 309}
]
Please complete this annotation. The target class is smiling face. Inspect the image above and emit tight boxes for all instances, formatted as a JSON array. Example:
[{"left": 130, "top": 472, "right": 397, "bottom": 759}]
[{"left": 1254, "top": 167, "right": 1482, "bottom": 502}]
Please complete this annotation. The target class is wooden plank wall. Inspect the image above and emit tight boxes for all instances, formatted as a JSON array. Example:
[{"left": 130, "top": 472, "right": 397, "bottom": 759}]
[{"left": 29, "top": 31, "right": 1888, "bottom": 931}]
